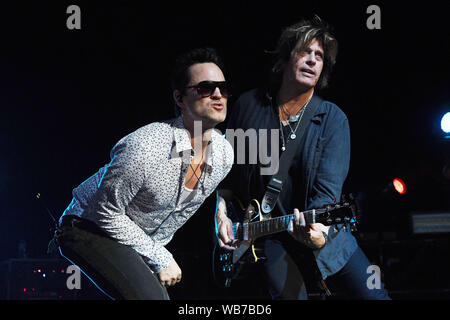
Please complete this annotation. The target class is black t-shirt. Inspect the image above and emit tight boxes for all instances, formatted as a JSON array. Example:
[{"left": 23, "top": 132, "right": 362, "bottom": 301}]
[{"left": 221, "top": 88, "right": 308, "bottom": 218}]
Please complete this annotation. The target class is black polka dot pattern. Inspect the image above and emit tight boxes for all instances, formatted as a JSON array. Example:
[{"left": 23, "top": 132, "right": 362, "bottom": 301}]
[{"left": 60, "top": 116, "right": 234, "bottom": 272}]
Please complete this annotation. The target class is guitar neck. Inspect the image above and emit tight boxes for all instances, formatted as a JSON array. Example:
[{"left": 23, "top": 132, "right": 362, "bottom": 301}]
[
  {"left": 231, "top": 201, "right": 356, "bottom": 241},
  {"left": 238, "top": 209, "right": 318, "bottom": 240}
]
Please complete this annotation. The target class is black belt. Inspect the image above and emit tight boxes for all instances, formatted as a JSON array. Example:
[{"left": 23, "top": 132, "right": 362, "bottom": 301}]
[
  {"left": 48, "top": 215, "right": 110, "bottom": 254},
  {"left": 60, "top": 215, "right": 110, "bottom": 238}
]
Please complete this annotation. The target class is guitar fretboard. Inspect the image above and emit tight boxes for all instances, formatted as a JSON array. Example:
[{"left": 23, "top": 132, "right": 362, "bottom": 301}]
[
  {"left": 233, "top": 209, "right": 317, "bottom": 240},
  {"left": 248, "top": 214, "right": 296, "bottom": 238},
  {"left": 231, "top": 203, "right": 355, "bottom": 241}
]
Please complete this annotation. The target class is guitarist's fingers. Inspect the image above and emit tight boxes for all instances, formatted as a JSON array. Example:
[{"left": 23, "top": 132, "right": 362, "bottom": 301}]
[
  {"left": 219, "top": 228, "right": 231, "bottom": 245},
  {"left": 218, "top": 237, "right": 232, "bottom": 249},
  {"left": 217, "top": 221, "right": 237, "bottom": 250},
  {"left": 226, "top": 221, "right": 239, "bottom": 248},
  {"left": 294, "top": 208, "right": 306, "bottom": 227},
  {"left": 217, "top": 222, "right": 230, "bottom": 245},
  {"left": 310, "top": 223, "right": 330, "bottom": 234},
  {"left": 219, "top": 238, "right": 237, "bottom": 250},
  {"left": 218, "top": 216, "right": 231, "bottom": 236},
  {"left": 226, "top": 222, "right": 235, "bottom": 240}
]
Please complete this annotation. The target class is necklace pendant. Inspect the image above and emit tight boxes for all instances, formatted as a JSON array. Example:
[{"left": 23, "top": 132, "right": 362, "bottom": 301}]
[
  {"left": 290, "top": 133, "right": 296, "bottom": 140},
  {"left": 289, "top": 115, "right": 299, "bottom": 122},
  {"left": 281, "top": 146, "right": 286, "bottom": 151}
]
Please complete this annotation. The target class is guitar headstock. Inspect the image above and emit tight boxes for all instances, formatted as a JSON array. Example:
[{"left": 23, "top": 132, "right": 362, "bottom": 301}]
[{"left": 313, "top": 193, "right": 360, "bottom": 231}]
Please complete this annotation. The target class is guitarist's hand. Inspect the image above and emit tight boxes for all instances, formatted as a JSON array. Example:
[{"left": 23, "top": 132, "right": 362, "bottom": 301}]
[
  {"left": 288, "top": 208, "right": 329, "bottom": 250},
  {"left": 216, "top": 196, "right": 238, "bottom": 251}
]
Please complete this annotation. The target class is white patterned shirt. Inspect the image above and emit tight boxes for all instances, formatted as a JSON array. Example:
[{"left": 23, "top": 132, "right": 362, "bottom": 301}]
[{"left": 60, "top": 116, "right": 234, "bottom": 273}]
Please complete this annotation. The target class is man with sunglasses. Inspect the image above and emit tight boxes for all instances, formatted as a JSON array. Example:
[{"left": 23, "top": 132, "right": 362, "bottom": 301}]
[
  {"left": 215, "top": 17, "right": 390, "bottom": 299},
  {"left": 51, "top": 47, "right": 233, "bottom": 299}
]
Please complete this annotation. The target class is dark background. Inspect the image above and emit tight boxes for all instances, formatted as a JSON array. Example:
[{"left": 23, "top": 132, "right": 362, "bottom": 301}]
[{"left": 0, "top": 1, "right": 449, "bottom": 299}]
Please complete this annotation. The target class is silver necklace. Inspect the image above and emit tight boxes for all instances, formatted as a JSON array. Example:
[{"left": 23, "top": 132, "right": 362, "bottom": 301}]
[
  {"left": 284, "top": 106, "right": 306, "bottom": 140},
  {"left": 279, "top": 97, "right": 311, "bottom": 151}
]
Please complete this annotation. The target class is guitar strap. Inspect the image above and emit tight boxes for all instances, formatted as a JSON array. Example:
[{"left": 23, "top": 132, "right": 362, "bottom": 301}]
[{"left": 261, "top": 95, "right": 323, "bottom": 214}]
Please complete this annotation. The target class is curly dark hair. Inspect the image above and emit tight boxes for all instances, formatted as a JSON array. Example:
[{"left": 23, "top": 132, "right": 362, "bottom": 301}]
[{"left": 270, "top": 15, "right": 338, "bottom": 90}]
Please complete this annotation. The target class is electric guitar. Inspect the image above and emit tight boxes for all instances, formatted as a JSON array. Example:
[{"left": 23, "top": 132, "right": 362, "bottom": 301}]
[{"left": 212, "top": 194, "right": 360, "bottom": 288}]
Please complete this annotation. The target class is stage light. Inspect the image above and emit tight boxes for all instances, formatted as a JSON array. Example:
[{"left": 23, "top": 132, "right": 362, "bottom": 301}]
[
  {"left": 441, "top": 112, "right": 450, "bottom": 134},
  {"left": 393, "top": 178, "right": 407, "bottom": 195}
]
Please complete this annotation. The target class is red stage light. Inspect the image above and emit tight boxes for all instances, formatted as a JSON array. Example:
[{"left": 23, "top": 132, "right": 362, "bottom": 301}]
[{"left": 393, "top": 178, "right": 407, "bottom": 195}]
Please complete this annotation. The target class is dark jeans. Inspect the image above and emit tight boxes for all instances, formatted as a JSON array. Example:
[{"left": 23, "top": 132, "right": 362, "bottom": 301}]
[
  {"left": 262, "top": 235, "right": 391, "bottom": 300},
  {"left": 53, "top": 215, "right": 169, "bottom": 300}
]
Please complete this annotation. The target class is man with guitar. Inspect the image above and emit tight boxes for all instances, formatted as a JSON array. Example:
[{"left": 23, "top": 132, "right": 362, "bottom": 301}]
[
  {"left": 215, "top": 16, "right": 390, "bottom": 299},
  {"left": 50, "top": 47, "right": 234, "bottom": 299}
]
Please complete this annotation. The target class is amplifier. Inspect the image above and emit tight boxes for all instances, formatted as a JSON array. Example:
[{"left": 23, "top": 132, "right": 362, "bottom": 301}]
[
  {"left": 410, "top": 211, "right": 450, "bottom": 234},
  {"left": 0, "top": 258, "right": 105, "bottom": 300}
]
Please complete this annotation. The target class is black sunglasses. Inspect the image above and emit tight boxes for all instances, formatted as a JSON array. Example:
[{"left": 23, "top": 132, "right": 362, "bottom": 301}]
[{"left": 184, "top": 81, "right": 231, "bottom": 98}]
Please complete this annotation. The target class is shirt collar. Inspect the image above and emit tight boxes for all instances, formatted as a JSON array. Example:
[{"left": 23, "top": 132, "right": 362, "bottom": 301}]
[
  {"left": 170, "top": 116, "right": 219, "bottom": 170},
  {"left": 172, "top": 116, "right": 192, "bottom": 154},
  {"left": 264, "top": 89, "right": 327, "bottom": 122}
]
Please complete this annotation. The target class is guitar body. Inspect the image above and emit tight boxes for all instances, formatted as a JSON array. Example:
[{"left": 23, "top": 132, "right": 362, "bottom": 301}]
[
  {"left": 212, "top": 197, "right": 268, "bottom": 288},
  {"left": 212, "top": 240, "right": 254, "bottom": 288},
  {"left": 212, "top": 194, "right": 359, "bottom": 288}
]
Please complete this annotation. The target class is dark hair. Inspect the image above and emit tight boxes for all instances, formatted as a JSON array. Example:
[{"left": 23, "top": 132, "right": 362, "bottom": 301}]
[
  {"left": 171, "top": 47, "right": 226, "bottom": 115},
  {"left": 270, "top": 15, "right": 338, "bottom": 90}
]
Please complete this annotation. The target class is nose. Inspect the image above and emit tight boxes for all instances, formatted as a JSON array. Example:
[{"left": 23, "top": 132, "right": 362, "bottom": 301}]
[
  {"left": 210, "top": 87, "right": 223, "bottom": 99},
  {"left": 306, "top": 52, "right": 317, "bottom": 66}
]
